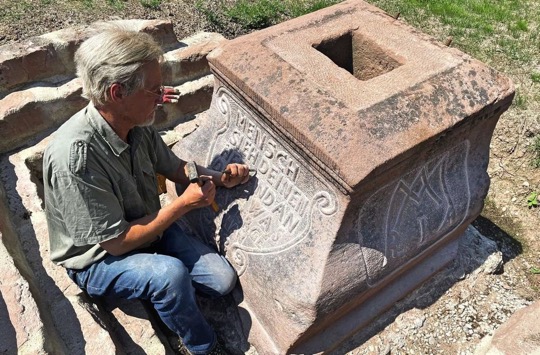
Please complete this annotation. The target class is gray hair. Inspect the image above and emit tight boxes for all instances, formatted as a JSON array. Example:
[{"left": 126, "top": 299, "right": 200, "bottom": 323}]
[{"left": 75, "top": 25, "right": 163, "bottom": 106}]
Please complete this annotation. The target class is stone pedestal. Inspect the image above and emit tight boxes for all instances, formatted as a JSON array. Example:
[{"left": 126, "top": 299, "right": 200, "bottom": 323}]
[{"left": 168, "top": 0, "right": 514, "bottom": 352}]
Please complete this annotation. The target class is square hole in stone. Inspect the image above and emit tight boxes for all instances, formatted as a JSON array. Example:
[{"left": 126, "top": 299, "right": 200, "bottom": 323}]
[{"left": 314, "top": 31, "right": 402, "bottom": 81}]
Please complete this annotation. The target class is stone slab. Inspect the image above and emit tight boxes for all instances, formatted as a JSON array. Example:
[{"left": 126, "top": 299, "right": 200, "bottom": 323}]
[
  {"left": 0, "top": 78, "right": 86, "bottom": 154},
  {"left": 476, "top": 301, "right": 540, "bottom": 355},
  {"left": 0, "top": 233, "right": 46, "bottom": 354},
  {"left": 0, "top": 20, "right": 177, "bottom": 94},
  {"left": 162, "top": 32, "right": 227, "bottom": 86}
]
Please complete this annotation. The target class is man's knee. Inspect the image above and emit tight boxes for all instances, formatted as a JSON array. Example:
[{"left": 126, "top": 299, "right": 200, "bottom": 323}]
[
  {"left": 149, "top": 257, "right": 191, "bottom": 292},
  {"left": 212, "top": 264, "right": 238, "bottom": 296}
]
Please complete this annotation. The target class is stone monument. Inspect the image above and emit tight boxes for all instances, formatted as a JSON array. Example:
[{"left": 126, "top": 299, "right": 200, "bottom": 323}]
[{"left": 168, "top": 0, "right": 514, "bottom": 352}]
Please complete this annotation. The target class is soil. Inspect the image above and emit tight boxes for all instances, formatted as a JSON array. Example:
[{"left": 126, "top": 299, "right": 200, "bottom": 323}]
[{"left": 1, "top": 0, "right": 539, "bottom": 354}]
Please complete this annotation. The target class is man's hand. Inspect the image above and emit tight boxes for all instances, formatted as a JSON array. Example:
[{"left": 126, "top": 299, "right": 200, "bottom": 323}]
[
  {"left": 179, "top": 175, "right": 216, "bottom": 210},
  {"left": 221, "top": 163, "right": 250, "bottom": 188}
]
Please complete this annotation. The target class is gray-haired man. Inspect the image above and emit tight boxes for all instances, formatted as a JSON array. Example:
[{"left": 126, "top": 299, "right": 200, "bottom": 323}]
[{"left": 43, "top": 27, "right": 249, "bottom": 354}]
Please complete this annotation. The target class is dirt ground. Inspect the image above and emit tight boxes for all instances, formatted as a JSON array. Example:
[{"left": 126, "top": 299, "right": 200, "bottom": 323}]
[{"left": 1, "top": 0, "right": 539, "bottom": 353}]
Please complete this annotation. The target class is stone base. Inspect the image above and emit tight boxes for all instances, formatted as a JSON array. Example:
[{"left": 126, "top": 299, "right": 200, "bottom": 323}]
[{"left": 292, "top": 234, "right": 462, "bottom": 354}]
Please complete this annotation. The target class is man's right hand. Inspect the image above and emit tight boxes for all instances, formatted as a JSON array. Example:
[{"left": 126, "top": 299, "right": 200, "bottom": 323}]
[
  {"left": 100, "top": 176, "right": 216, "bottom": 256},
  {"left": 179, "top": 175, "right": 216, "bottom": 210}
]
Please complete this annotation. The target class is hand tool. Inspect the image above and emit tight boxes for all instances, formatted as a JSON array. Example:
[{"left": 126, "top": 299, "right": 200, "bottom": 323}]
[{"left": 186, "top": 161, "right": 220, "bottom": 212}]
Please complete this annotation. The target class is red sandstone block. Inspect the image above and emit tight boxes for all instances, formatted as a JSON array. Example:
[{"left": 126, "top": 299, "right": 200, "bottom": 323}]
[
  {"left": 113, "top": 19, "right": 179, "bottom": 51},
  {"left": 0, "top": 233, "right": 46, "bottom": 353},
  {"left": 154, "top": 75, "right": 214, "bottom": 129},
  {"left": 484, "top": 301, "right": 540, "bottom": 354},
  {"left": 162, "top": 32, "right": 227, "bottom": 86},
  {"left": 0, "top": 20, "right": 178, "bottom": 94},
  {"left": 0, "top": 38, "right": 68, "bottom": 93},
  {"left": 170, "top": 0, "right": 515, "bottom": 352},
  {"left": 0, "top": 79, "right": 86, "bottom": 153}
]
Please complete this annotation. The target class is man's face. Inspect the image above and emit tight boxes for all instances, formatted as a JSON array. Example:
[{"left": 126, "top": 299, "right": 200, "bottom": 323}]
[{"left": 122, "top": 60, "right": 163, "bottom": 127}]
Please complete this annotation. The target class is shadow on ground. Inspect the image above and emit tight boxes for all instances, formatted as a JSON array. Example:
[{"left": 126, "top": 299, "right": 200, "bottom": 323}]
[{"left": 330, "top": 215, "right": 523, "bottom": 354}]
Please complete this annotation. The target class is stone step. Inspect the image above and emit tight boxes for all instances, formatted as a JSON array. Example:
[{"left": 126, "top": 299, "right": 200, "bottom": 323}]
[
  {"left": 155, "top": 74, "right": 214, "bottom": 130},
  {"left": 0, "top": 70, "right": 213, "bottom": 155},
  {"left": 0, "top": 232, "right": 47, "bottom": 354},
  {"left": 162, "top": 32, "right": 226, "bottom": 86},
  {"left": 0, "top": 19, "right": 178, "bottom": 95},
  {"left": 0, "top": 30, "right": 218, "bottom": 154},
  {"left": 0, "top": 78, "right": 86, "bottom": 154},
  {"left": 1, "top": 138, "right": 172, "bottom": 353}
]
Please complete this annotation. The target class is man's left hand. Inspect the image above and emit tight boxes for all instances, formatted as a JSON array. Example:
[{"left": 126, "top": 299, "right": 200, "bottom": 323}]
[{"left": 221, "top": 163, "right": 250, "bottom": 188}]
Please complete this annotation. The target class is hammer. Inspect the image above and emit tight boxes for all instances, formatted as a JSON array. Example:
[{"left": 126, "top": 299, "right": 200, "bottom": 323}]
[{"left": 185, "top": 161, "right": 220, "bottom": 213}]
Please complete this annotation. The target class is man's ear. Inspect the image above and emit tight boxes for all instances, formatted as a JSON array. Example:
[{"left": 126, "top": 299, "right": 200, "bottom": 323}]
[{"left": 110, "top": 83, "right": 123, "bottom": 102}]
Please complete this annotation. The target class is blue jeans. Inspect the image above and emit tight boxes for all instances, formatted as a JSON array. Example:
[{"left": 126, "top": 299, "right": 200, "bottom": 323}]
[{"left": 67, "top": 222, "right": 237, "bottom": 354}]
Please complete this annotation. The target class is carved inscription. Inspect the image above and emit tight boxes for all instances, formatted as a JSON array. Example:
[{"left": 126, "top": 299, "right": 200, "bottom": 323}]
[
  {"left": 358, "top": 141, "right": 471, "bottom": 285},
  {"left": 207, "top": 87, "right": 338, "bottom": 275}
]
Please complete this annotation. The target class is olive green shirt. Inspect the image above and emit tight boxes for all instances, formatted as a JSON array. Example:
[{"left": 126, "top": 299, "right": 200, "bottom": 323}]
[{"left": 43, "top": 104, "right": 182, "bottom": 269}]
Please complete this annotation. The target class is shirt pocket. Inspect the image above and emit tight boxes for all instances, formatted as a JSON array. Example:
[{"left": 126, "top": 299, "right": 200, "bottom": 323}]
[
  {"left": 140, "top": 160, "right": 159, "bottom": 207},
  {"left": 115, "top": 176, "right": 146, "bottom": 221}
]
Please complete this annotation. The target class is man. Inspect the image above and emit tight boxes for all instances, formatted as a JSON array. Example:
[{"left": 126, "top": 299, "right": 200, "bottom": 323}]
[{"left": 43, "top": 26, "right": 249, "bottom": 355}]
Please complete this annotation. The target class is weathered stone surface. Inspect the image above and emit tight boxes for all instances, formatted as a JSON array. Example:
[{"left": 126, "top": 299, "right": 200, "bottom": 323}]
[
  {"left": 475, "top": 301, "right": 540, "bottom": 355},
  {"left": 0, "top": 20, "right": 177, "bottom": 94},
  {"left": 169, "top": 0, "right": 514, "bottom": 352},
  {"left": 457, "top": 226, "right": 503, "bottom": 276},
  {"left": 155, "top": 74, "right": 214, "bottom": 129},
  {"left": 0, "top": 233, "right": 46, "bottom": 354},
  {"left": 0, "top": 79, "right": 86, "bottom": 154},
  {"left": 162, "top": 32, "right": 227, "bottom": 86}
]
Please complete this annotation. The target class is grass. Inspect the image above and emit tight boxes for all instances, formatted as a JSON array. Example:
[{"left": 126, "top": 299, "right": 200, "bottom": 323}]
[
  {"left": 195, "top": 0, "right": 341, "bottom": 34},
  {"left": 532, "top": 72, "right": 540, "bottom": 84},
  {"left": 367, "top": 0, "right": 537, "bottom": 68},
  {"left": 366, "top": 0, "right": 540, "bottom": 168},
  {"left": 532, "top": 136, "right": 540, "bottom": 168},
  {"left": 140, "top": 0, "right": 161, "bottom": 10},
  {"left": 0, "top": 0, "right": 33, "bottom": 21}
]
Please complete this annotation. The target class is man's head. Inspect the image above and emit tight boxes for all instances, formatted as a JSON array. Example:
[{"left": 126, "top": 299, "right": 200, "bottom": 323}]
[{"left": 75, "top": 26, "right": 164, "bottom": 107}]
